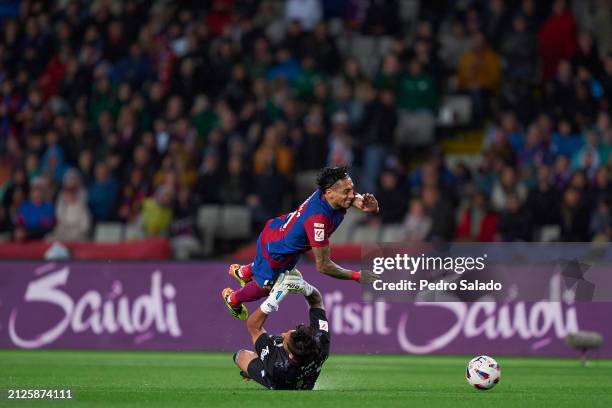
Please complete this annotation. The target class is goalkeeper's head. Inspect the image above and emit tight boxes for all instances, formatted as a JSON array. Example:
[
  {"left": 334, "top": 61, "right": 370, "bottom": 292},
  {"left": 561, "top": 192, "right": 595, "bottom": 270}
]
[{"left": 281, "top": 325, "right": 321, "bottom": 364}]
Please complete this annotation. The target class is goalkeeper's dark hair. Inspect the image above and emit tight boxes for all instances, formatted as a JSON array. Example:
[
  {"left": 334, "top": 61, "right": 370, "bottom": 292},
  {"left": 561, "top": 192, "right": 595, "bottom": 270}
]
[
  {"left": 287, "top": 325, "right": 321, "bottom": 363},
  {"left": 316, "top": 166, "right": 349, "bottom": 192}
]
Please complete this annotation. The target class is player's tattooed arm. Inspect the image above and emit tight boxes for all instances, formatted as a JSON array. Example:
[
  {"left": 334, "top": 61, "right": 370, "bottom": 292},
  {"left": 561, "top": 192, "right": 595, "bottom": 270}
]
[
  {"left": 312, "top": 246, "right": 353, "bottom": 279},
  {"left": 246, "top": 307, "right": 268, "bottom": 345},
  {"left": 352, "top": 193, "right": 379, "bottom": 214},
  {"left": 312, "top": 246, "right": 377, "bottom": 284}
]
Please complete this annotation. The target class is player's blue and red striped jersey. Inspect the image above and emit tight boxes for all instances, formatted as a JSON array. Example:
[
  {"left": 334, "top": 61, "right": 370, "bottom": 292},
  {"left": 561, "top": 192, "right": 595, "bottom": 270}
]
[{"left": 259, "top": 190, "right": 346, "bottom": 265}]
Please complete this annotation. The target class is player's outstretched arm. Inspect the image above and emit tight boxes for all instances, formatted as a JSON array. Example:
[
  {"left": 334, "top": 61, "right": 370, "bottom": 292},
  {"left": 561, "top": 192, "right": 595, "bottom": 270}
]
[
  {"left": 312, "top": 246, "right": 377, "bottom": 284},
  {"left": 305, "top": 286, "right": 324, "bottom": 309},
  {"left": 352, "top": 193, "right": 379, "bottom": 214},
  {"left": 246, "top": 307, "right": 268, "bottom": 345}
]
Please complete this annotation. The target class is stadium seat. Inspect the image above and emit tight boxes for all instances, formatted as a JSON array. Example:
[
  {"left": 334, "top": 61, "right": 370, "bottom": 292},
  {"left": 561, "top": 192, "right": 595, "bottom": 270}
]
[
  {"left": 124, "top": 223, "right": 145, "bottom": 241},
  {"left": 400, "top": 0, "right": 420, "bottom": 25},
  {"left": 352, "top": 224, "right": 381, "bottom": 243},
  {"left": 93, "top": 222, "right": 124, "bottom": 243},
  {"left": 445, "top": 154, "right": 483, "bottom": 173},
  {"left": 197, "top": 205, "right": 221, "bottom": 255},
  {"left": 217, "top": 205, "right": 252, "bottom": 240},
  {"left": 352, "top": 36, "right": 378, "bottom": 77},
  {"left": 537, "top": 225, "right": 561, "bottom": 242},
  {"left": 437, "top": 95, "right": 472, "bottom": 126},
  {"left": 395, "top": 110, "right": 436, "bottom": 147},
  {"left": 380, "top": 224, "right": 406, "bottom": 243}
]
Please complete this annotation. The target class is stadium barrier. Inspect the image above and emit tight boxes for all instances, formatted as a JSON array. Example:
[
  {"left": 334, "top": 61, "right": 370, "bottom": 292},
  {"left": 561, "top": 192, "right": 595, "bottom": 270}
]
[
  {"left": 1, "top": 261, "right": 610, "bottom": 356},
  {"left": 0, "top": 238, "right": 171, "bottom": 260}
]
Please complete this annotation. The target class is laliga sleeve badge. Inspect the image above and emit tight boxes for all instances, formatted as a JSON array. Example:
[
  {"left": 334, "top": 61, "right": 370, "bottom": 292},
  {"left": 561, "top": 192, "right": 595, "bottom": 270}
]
[{"left": 314, "top": 223, "right": 325, "bottom": 242}]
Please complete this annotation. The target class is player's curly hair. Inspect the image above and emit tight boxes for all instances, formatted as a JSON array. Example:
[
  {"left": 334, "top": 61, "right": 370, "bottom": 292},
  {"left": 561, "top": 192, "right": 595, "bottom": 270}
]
[
  {"left": 316, "top": 166, "right": 349, "bottom": 192},
  {"left": 287, "top": 325, "right": 321, "bottom": 363}
]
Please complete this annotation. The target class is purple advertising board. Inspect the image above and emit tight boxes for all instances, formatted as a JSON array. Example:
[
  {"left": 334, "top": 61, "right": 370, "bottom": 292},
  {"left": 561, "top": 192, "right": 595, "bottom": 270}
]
[{"left": 0, "top": 261, "right": 610, "bottom": 356}]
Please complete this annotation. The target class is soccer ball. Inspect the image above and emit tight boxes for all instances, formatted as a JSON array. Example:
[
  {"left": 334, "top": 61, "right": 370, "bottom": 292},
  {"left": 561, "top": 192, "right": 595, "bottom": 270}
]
[{"left": 466, "top": 355, "right": 501, "bottom": 390}]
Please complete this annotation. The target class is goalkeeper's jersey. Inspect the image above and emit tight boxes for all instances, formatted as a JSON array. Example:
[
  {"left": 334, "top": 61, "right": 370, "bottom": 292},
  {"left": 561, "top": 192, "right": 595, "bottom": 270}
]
[{"left": 254, "top": 308, "right": 330, "bottom": 390}]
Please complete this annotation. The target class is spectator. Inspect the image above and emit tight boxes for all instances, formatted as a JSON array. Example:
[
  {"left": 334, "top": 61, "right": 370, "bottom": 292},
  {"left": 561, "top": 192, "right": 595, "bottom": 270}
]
[
  {"left": 295, "top": 105, "right": 328, "bottom": 172},
  {"left": 422, "top": 186, "right": 455, "bottom": 242},
  {"left": 558, "top": 188, "right": 590, "bottom": 241},
  {"left": 327, "top": 111, "right": 354, "bottom": 167},
  {"left": 195, "top": 153, "right": 223, "bottom": 204},
  {"left": 358, "top": 88, "right": 397, "bottom": 193},
  {"left": 590, "top": 199, "right": 611, "bottom": 241},
  {"left": 15, "top": 177, "right": 55, "bottom": 240},
  {"left": 491, "top": 166, "right": 527, "bottom": 211},
  {"left": 307, "top": 22, "right": 340, "bottom": 74},
  {"left": 47, "top": 169, "right": 91, "bottom": 241},
  {"left": 572, "top": 130, "right": 601, "bottom": 178},
  {"left": 457, "top": 31, "right": 502, "bottom": 121},
  {"left": 538, "top": 0, "right": 577, "bottom": 80},
  {"left": 500, "top": 13, "right": 538, "bottom": 81},
  {"left": 498, "top": 192, "right": 532, "bottom": 241},
  {"left": 87, "top": 161, "right": 119, "bottom": 221},
  {"left": 220, "top": 155, "right": 250, "bottom": 205},
  {"left": 170, "top": 186, "right": 200, "bottom": 259},
  {"left": 526, "top": 164, "right": 560, "bottom": 227},
  {"left": 253, "top": 125, "right": 294, "bottom": 177},
  {"left": 375, "top": 170, "right": 409, "bottom": 224},
  {"left": 552, "top": 117, "right": 583, "bottom": 158},
  {"left": 118, "top": 166, "right": 149, "bottom": 224},
  {"left": 402, "top": 198, "right": 431, "bottom": 241},
  {"left": 458, "top": 32, "right": 502, "bottom": 93},
  {"left": 438, "top": 19, "right": 471, "bottom": 71},
  {"left": 456, "top": 191, "right": 499, "bottom": 242},
  {"left": 397, "top": 59, "right": 438, "bottom": 112},
  {"left": 285, "top": 0, "right": 322, "bottom": 32},
  {"left": 141, "top": 185, "right": 174, "bottom": 237}
]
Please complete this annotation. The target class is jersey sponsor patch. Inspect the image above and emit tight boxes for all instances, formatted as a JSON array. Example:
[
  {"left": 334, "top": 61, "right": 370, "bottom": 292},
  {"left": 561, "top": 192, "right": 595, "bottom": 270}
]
[
  {"left": 314, "top": 227, "right": 325, "bottom": 242},
  {"left": 318, "top": 320, "right": 328, "bottom": 332}
]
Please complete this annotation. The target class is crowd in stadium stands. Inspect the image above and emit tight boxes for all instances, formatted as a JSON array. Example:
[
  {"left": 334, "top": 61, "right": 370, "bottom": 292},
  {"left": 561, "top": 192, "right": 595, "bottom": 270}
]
[{"left": 1, "top": 0, "right": 612, "bottom": 258}]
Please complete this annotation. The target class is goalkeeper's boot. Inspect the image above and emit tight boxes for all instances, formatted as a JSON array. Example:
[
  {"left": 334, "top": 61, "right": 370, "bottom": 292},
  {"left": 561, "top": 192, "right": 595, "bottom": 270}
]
[
  {"left": 222, "top": 287, "right": 248, "bottom": 320},
  {"left": 228, "top": 264, "right": 250, "bottom": 287}
]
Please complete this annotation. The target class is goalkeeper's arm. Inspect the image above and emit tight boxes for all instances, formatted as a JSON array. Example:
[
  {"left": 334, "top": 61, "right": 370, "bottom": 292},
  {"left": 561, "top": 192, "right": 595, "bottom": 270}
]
[
  {"left": 305, "top": 286, "right": 323, "bottom": 310},
  {"left": 246, "top": 307, "right": 268, "bottom": 345},
  {"left": 246, "top": 272, "right": 319, "bottom": 344}
]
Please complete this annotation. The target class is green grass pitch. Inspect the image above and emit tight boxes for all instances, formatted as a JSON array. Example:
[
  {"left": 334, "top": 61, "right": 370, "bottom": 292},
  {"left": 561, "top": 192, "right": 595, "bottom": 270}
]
[{"left": 1, "top": 350, "right": 612, "bottom": 407}]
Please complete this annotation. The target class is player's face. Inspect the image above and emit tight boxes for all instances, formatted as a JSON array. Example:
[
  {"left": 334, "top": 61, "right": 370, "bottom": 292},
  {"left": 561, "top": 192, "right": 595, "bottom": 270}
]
[
  {"left": 281, "top": 329, "right": 295, "bottom": 353},
  {"left": 326, "top": 177, "right": 356, "bottom": 209}
]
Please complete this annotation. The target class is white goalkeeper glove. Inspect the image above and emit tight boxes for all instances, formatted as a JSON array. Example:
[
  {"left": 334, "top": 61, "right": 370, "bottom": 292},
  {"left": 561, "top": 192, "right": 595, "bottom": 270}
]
[
  {"left": 259, "top": 269, "right": 313, "bottom": 314},
  {"left": 282, "top": 270, "right": 314, "bottom": 296}
]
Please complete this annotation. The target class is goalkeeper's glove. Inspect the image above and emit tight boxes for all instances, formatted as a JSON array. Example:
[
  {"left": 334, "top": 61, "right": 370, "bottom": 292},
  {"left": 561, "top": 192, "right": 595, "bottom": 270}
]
[{"left": 259, "top": 271, "right": 314, "bottom": 314}]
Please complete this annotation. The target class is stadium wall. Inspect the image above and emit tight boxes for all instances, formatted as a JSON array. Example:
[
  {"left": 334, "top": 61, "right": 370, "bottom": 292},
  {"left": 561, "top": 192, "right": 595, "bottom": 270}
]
[{"left": 1, "top": 261, "right": 610, "bottom": 357}]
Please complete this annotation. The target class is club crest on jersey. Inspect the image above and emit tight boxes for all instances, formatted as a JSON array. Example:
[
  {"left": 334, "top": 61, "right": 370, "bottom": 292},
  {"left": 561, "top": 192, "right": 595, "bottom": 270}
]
[{"left": 314, "top": 225, "right": 325, "bottom": 242}]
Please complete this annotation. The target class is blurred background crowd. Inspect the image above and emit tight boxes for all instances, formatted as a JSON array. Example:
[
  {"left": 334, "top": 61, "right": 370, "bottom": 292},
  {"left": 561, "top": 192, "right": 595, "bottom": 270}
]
[{"left": 1, "top": 0, "right": 612, "bottom": 258}]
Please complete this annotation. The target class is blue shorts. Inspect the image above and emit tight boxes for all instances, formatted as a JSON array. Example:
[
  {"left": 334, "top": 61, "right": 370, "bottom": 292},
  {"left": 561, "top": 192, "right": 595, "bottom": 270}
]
[{"left": 252, "top": 238, "right": 300, "bottom": 288}]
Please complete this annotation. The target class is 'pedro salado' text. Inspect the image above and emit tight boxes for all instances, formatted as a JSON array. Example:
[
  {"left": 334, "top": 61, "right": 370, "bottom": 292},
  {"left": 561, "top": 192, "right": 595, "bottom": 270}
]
[{"left": 372, "top": 279, "right": 503, "bottom": 292}]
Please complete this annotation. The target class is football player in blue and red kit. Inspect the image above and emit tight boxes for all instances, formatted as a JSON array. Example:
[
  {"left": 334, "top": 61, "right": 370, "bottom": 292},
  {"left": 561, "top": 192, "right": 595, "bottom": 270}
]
[{"left": 222, "top": 166, "right": 379, "bottom": 320}]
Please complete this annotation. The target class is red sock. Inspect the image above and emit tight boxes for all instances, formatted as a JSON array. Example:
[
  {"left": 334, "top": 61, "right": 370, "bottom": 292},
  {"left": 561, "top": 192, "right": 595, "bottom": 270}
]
[
  {"left": 239, "top": 264, "right": 253, "bottom": 281},
  {"left": 234, "top": 280, "right": 269, "bottom": 304}
]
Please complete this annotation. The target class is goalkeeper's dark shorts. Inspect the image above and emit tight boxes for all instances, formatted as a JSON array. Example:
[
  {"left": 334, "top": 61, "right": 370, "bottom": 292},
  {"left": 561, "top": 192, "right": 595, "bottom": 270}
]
[{"left": 246, "top": 358, "right": 276, "bottom": 389}]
